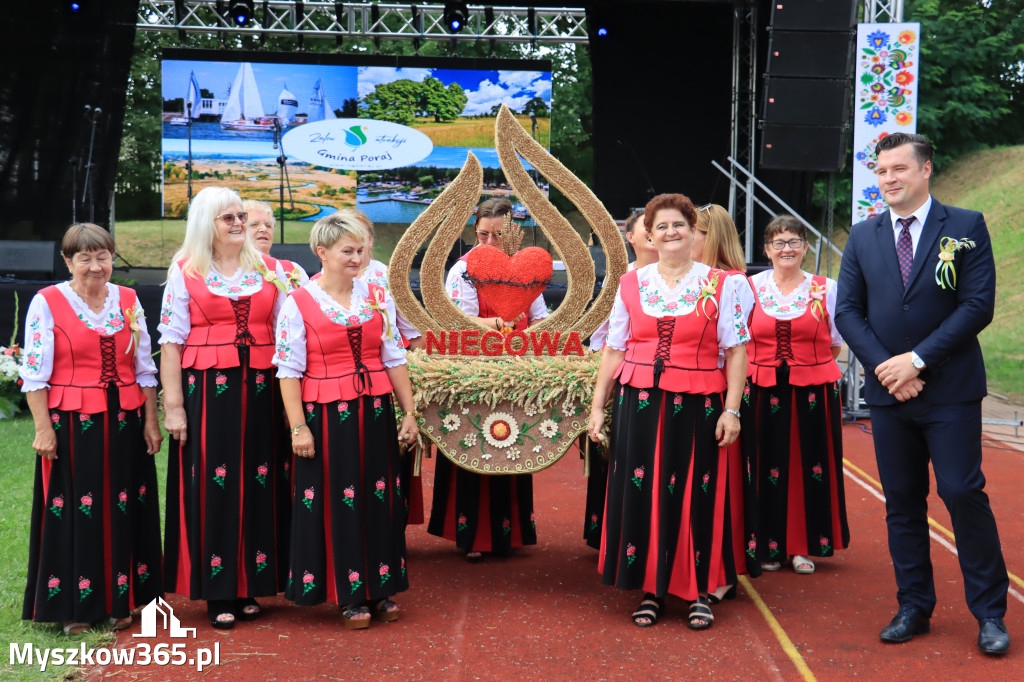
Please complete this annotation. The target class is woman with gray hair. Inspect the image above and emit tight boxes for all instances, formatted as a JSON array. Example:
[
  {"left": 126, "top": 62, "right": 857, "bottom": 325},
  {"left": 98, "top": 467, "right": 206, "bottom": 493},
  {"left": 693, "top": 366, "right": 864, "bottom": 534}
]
[
  {"left": 273, "top": 212, "right": 417, "bottom": 628},
  {"left": 159, "top": 187, "right": 292, "bottom": 629}
]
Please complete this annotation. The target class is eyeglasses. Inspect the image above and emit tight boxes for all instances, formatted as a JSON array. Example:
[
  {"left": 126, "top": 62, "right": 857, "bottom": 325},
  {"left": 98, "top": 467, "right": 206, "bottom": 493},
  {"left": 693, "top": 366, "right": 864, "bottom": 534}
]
[
  {"left": 769, "top": 238, "right": 805, "bottom": 250},
  {"left": 217, "top": 212, "right": 249, "bottom": 224},
  {"left": 476, "top": 230, "right": 502, "bottom": 240}
]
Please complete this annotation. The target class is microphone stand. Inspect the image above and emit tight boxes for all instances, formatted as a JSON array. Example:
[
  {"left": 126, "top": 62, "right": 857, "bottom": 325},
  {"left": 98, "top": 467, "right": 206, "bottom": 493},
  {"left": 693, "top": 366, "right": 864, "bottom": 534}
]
[
  {"left": 273, "top": 119, "right": 295, "bottom": 243},
  {"left": 81, "top": 105, "right": 102, "bottom": 223},
  {"left": 186, "top": 101, "right": 194, "bottom": 203}
]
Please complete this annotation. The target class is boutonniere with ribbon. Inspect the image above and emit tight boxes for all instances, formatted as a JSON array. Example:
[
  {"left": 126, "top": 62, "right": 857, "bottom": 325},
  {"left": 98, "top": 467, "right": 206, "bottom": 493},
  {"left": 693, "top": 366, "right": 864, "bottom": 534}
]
[
  {"left": 284, "top": 266, "right": 303, "bottom": 292},
  {"left": 808, "top": 280, "right": 827, "bottom": 320},
  {"left": 123, "top": 303, "right": 143, "bottom": 357},
  {"left": 254, "top": 259, "right": 288, "bottom": 295},
  {"left": 696, "top": 272, "right": 720, "bottom": 318},
  {"left": 934, "top": 237, "right": 976, "bottom": 290},
  {"left": 368, "top": 287, "right": 394, "bottom": 341}
]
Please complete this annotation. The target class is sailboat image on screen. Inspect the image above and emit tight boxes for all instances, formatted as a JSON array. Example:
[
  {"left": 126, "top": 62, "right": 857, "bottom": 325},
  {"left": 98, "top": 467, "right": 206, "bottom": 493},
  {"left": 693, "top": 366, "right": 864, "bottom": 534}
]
[
  {"left": 170, "top": 71, "right": 201, "bottom": 126},
  {"left": 277, "top": 83, "right": 298, "bottom": 126},
  {"left": 220, "top": 62, "right": 275, "bottom": 132},
  {"left": 307, "top": 77, "right": 337, "bottom": 123}
]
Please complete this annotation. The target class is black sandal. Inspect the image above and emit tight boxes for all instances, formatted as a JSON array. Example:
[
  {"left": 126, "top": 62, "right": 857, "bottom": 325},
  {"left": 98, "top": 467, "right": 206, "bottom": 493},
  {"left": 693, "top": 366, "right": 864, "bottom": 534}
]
[
  {"left": 372, "top": 598, "right": 401, "bottom": 623},
  {"left": 688, "top": 596, "right": 714, "bottom": 630},
  {"left": 341, "top": 603, "right": 371, "bottom": 630},
  {"left": 207, "top": 600, "right": 236, "bottom": 630},
  {"left": 236, "top": 597, "right": 261, "bottom": 621},
  {"left": 631, "top": 594, "right": 664, "bottom": 627}
]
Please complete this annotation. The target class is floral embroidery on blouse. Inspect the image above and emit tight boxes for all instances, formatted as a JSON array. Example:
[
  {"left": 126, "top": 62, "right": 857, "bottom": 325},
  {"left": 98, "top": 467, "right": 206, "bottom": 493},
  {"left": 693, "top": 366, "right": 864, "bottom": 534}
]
[
  {"left": 275, "top": 319, "right": 293, "bottom": 364},
  {"left": 756, "top": 285, "right": 811, "bottom": 316},
  {"left": 360, "top": 261, "right": 390, "bottom": 290},
  {"left": 205, "top": 270, "right": 263, "bottom": 296},
  {"left": 637, "top": 278, "right": 701, "bottom": 316},
  {"left": 77, "top": 310, "right": 127, "bottom": 335},
  {"left": 23, "top": 315, "right": 43, "bottom": 372},
  {"left": 159, "top": 292, "right": 174, "bottom": 326}
]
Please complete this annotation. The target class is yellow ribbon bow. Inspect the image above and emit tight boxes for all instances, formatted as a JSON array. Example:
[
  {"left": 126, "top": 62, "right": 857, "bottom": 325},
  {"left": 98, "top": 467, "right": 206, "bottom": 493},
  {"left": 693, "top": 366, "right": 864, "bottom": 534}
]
[
  {"left": 696, "top": 272, "right": 720, "bottom": 318},
  {"left": 123, "top": 303, "right": 143, "bottom": 357},
  {"left": 934, "top": 237, "right": 976, "bottom": 290}
]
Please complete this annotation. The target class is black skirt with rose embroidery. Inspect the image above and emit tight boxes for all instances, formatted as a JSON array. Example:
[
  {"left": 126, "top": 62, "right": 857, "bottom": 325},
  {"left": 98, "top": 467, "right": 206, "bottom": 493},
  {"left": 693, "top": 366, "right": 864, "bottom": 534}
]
[
  {"left": 163, "top": 363, "right": 287, "bottom": 601},
  {"left": 285, "top": 394, "right": 409, "bottom": 607},
  {"left": 23, "top": 390, "right": 163, "bottom": 623},
  {"left": 600, "top": 385, "right": 738, "bottom": 601},
  {"left": 740, "top": 373, "right": 850, "bottom": 562}
]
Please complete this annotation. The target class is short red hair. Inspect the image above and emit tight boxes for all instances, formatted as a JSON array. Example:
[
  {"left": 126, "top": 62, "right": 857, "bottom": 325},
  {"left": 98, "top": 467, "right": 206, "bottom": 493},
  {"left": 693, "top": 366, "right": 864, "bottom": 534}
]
[{"left": 643, "top": 193, "right": 697, "bottom": 233}]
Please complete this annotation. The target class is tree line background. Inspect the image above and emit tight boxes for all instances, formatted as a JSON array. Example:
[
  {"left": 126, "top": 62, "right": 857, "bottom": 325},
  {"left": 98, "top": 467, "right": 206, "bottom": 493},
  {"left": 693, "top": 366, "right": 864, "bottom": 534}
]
[{"left": 118, "top": 0, "right": 1022, "bottom": 222}]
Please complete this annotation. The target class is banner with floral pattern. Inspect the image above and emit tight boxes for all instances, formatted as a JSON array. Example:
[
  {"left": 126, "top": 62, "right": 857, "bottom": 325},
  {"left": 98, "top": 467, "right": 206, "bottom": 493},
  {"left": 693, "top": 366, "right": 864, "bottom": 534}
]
[{"left": 852, "top": 23, "right": 921, "bottom": 224}]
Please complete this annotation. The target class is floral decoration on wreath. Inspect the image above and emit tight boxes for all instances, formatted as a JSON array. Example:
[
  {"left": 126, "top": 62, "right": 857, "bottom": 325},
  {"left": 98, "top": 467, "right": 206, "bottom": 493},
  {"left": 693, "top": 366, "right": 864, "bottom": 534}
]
[
  {"left": 481, "top": 412, "right": 520, "bottom": 449},
  {"left": 935, "top": 237, "right": 976, "bottom": 290}
]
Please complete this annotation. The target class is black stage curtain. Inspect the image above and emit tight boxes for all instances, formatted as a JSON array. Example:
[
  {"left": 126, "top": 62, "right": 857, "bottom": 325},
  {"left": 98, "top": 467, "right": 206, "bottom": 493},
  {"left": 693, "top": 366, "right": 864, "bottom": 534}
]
[{"left": 0, "top": 1, "right": 139, "bottom": 242}]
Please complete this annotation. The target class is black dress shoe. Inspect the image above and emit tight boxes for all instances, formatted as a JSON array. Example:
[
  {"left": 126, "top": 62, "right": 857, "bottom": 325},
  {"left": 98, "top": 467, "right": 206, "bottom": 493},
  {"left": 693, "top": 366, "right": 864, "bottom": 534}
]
[
  {"left": 879, "top": 605, "right": 930, "bottom": 643},
  {"left": 978, "top": 618, "right": 1010, "bottom": 655}
]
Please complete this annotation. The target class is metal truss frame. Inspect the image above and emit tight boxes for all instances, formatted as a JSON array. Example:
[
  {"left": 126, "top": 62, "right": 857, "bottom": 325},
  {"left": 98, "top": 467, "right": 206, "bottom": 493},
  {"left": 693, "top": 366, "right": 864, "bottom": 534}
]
[
  {"left": 136, "top": 2, "right": 589, "bottom": 43},
  {"left": 728, "top": 0, "right": 758, "bottom": 262},
  {"left": 864, "top": 0, "right": 904, "bottom": 23}
]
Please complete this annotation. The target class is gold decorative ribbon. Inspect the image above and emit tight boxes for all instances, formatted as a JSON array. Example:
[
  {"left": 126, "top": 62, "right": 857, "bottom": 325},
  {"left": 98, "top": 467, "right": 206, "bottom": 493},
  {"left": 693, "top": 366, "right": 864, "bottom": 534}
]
[
  {"left": 697, "top": 272, "right": 720, "bottom": 318},
  {"left": 808, "top": 280, "right": 827, "bottom": 320},
  {"left": 369, "top": 287, "right": 394, "bottom": 341},
  {"left": 254, "top": 259, "right": 288, "bottom": 295},
  {"left": 124, "top": 303, "right": 143, "bottom": 357},
  {"left": 934, "top": 236, "right": 976, "bottom": 290}
]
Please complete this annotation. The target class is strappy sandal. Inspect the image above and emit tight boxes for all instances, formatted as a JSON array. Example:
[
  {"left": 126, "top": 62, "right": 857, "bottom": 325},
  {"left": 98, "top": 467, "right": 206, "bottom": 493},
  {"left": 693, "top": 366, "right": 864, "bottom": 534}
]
[
  {"left": 760, "top": 561, "right": 782, "bottom": 572},
  {"left": 63, "top": 622, "right": 90, "bottom": 635},
  {"left": 107, "top": 616, "right": 132, "bottom": 630},
  {"left": 707, "top": 584, "right": 735, "bottom": 605},
  {"left": 631, "top": 594, "right": 664, "bottom": 627},
  {"left": 372, "top": 598, "right": 401, "bottom": 623},
  {"left": 792, "top": 555, "right": 816, "bottom": 574},
  {"left": 207, "top": 600, "right": 236, "bottom": 630},
  {"left": 236, "top": 597, "right": 261, "bottom": 621},
  {"left": 688, "top": 596, "right": 715, "bottom": 630},
  {"left": 341, "top": 604, "right": 371, "bottom": 630},
  {"left": 465, "top": 551, "right": 483, "bottom": 563}
]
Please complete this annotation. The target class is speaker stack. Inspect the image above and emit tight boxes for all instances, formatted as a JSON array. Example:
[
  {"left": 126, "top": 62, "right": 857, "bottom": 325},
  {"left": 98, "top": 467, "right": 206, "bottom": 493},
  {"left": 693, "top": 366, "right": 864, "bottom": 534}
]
[{"left": 759, "top": 0, "right": 858, "bottom": 172}]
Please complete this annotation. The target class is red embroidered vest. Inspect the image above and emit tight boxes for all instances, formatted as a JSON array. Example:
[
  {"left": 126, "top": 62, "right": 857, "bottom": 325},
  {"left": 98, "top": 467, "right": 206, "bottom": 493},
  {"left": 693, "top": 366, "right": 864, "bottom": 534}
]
[
  {"left": 747, "top": 274, "right": 841, "bottom": 387},
  {"left": 292, "top": 284, "right": 394, "bottom": 402},
  {"left": 180, "top": 254, "right": 279, "bottom": 370},
  {"left": 457, "top": 252, "right": 530, "bottom": 330},
  {"left": 42, "top": 285, "right": 147, "bottom": 413},
  {"left": 615, "top": 268, "right": 727, "bottom": 394}
]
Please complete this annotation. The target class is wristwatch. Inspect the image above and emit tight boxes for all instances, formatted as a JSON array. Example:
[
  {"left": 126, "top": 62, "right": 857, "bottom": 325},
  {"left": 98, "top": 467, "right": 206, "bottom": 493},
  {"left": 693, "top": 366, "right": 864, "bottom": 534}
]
[{"left": 910, "top": 351, "right": 926, "bottom": 370}]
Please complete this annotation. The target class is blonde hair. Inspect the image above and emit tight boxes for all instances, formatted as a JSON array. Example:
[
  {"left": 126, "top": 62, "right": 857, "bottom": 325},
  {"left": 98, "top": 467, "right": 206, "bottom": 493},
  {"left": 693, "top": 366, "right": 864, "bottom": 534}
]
[
  {"left": 695, "top": 204, "right": 746, "bottom": 272},
  {"left": 170, "top": 187, "right": 262, "bottom": 279},
  {"left": 309, "top": 213, "right": 367, "bottom": 258},
  {"left": 243, "top": 199, "right": 275, "bottom": 228},
  {"left": 61, "top": 223, "right": 115, "bottom": 260},
  {"left": 337, "top": 207, "right": 374, "bottom": 239}
]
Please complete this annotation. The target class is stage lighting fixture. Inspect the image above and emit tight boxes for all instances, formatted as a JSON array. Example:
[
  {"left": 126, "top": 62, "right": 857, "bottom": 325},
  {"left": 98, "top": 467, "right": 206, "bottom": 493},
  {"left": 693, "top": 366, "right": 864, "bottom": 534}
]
[
  {"left": 70, "top": 2, "right": 81, "bottom": 11},
  {"left": 228, "top": 0, "right": 254, "bottom": 26},
  {"left": 444, "top": 2, "right": 468, "bottom": 33},
  {"left": 596, "top": 27, "right": 608, "bottom": 37}
]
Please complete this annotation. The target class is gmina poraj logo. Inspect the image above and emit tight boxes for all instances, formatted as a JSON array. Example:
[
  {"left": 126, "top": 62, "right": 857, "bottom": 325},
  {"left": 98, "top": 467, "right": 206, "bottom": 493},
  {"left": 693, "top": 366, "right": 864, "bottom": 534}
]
[
  {"left": 134, "top": 597, "right": 197, "bottom": 638},
  {"left": 344, "top": 125, "right": 367, "bottom": 149}
]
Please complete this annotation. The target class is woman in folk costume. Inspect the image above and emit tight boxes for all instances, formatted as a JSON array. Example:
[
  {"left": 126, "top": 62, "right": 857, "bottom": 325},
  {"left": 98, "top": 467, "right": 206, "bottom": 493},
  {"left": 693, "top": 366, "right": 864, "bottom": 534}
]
[
  {"left": 428, "top": 197, "right": 549, "bottom": 562},
  {"left": 20, "top": 223, "right": 163, "bottom": 634},
  {"left": 692, "top": 203, "right": 759, "bottom": 585},
  {"left": 159, "top": 187, "right": 291, "bottom": 629},
  {"left": 584, "top": 210, "right": 658, "bottom": 550},
  {"left": 742, "top": 215, "right": 849, "bottom": 575},
  {"left": 274, "top": 213, "right": 418, "bottom": 628},
  {"left": 588, "top": 193, "right": 749, "bottom": 630}
]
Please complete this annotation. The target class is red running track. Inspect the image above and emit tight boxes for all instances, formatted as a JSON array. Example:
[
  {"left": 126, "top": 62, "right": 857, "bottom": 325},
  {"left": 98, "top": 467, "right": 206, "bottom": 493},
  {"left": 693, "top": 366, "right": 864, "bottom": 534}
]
[{"left": 93, "top": 422, "right": 1022, "bottom": 680}]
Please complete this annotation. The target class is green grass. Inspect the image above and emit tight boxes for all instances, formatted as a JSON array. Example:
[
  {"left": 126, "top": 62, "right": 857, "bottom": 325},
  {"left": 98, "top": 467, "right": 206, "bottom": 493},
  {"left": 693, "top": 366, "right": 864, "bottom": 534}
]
[{"left": 0, "top": 414, "right": 170, "bottom": 680}]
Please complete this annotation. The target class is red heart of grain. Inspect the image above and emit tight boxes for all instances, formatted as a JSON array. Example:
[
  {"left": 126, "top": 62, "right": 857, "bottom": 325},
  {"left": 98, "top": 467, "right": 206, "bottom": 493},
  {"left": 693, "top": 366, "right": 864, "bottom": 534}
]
[{"left": 465, "top": 245, "right": 553, "bottom": 322}]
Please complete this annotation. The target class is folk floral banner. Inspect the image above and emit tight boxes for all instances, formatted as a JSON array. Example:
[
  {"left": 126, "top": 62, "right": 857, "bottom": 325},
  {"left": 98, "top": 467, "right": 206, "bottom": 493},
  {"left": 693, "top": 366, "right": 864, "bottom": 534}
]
[{"left": 851, "top": 23, "right": 921, "bottom": 224}]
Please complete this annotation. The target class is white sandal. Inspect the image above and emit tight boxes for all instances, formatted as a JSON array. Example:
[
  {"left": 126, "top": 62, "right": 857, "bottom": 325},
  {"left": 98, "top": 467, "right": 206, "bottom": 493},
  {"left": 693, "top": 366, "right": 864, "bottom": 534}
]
[
  {"left": 63, "top": 622, "right": 90, "bottom": 635},
  {"left": 792, "top": 555, "right": 816, "bottom": 574}
]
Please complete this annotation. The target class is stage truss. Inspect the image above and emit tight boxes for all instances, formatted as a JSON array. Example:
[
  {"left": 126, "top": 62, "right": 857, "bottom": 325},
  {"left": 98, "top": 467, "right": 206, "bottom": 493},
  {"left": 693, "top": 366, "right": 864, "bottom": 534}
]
[{"left": 136, "top": 2, "right": 589, "bottom": 44}]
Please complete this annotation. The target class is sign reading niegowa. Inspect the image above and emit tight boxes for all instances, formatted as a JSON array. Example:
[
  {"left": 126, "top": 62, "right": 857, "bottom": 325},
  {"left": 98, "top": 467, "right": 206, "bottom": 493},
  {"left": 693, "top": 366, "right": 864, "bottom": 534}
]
[{"left": 282, "top": 119, "right": 433, "bottom": 170}]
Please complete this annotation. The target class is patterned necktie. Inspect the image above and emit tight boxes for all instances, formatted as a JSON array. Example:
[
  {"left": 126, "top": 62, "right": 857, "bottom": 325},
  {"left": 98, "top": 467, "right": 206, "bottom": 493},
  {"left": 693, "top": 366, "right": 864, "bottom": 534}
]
[{"left": 896, "top": 217, "right": 914, "bottom": 287}]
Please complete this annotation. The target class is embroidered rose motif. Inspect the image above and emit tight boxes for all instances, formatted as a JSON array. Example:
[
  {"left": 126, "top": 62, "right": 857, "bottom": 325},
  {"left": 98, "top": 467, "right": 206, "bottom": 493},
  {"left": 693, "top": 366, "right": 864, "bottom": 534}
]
[
  {"left": 215, "top": 372, "right": 229, "bottom": 396},
  {"left": 78, "top": 577, "right": 92, "bottom": 602},
  {"left": 117, "top": 489, "right": 128, "bottom": 514},
  {"left": 704, "top": 396, "right": 714, "bottom": 419},
  {"left": 255, "top": 372, "right": 266, "bottom": 394},
  {"left": 701, "top": 471, "right": 711, "bottom": 494},
  {"left": 303, "top": 487, "right": 315, "bottom": 511},
  {"left": 342, "top": 486, "right": 355, "bottom": 509},
  {"left": 348, "top": 569, "right": 363, "bottom": 593},
  {"left": 745, "top": 535, "right": 757, "bottom": 559},
  {"left": 79, "top": 492, "right": 94, "bottom": 517},
  {"left": 50, "top": 413, "right": 61, "bottom": 431},
  {"left": 138, "top": 485, "right": 147, "bottom": 504},
  {"left": 502, "top": 518, "right": 511, "bottom": 535},
  {"left": 379, "top": 563, "right": 391, "bottom": 585},
  {"left": 256, "top": 551, "right": 268, "bottom": 574},
  {"left": 626, "top": 543, "right": 637, "bottom": 566},
  {"left": 808, "top": 392, "right": 818, "bottom": 411},
  {"left": 743, "top": 384, "right": 751, "bottom": 405},
  {"left": 79, "top": 413, "right": 94, "bottom": 432},
  {"left": 819, "top": 536, "right": 832, "bottom": 555},
  {"left": 116, "top": 572, "right": 129, "bottom": 597},
  {"left": 812, "top": 463, "right": 823, "bottom": 483},
  {"left": 769, "top": 395, "right": 781, "bottom": 415},
  {"left": 49, "top": 495, "right": 64, "bottom": 518},
  {"left": 187, "top": 373, "right": 196, "bottom": 396},
  {"left": 588, "top": 514, "right": 599, "bottom": 531},
  {"left": 137, "top": 563, "right": 150, "bottom": 583},
  {"left": 631, "top": 466, "right": 645, "bottom": 490},
  {"left": 256, "top": 463, "right": 269, "bottom": 487},
  {"left": 117, "top": 410, "right": 127, "bottom": 432},
  {"left": 373, "top": 396, "right": 383, "bottom": 418},
  {"left": 302, "top": 570, "right": 316, "bottom": 595},
  {"left": 768, "top": 468, "right": 780, "bottom": 486},
  {"left": 47, "top": 576, "right": 61, "bottom": 600},
  {"left": 637, "top": 390, "right": 650, "bottom": 412},
  {"left": 768, "top": 539, "right": 780, "bottom": 558},
  {"left": 210, "top": 554, "right": 223, "bottom": 577},
  {"left": 457, "top": 514, "right": 469, "bottom": 532},
  {"left": 374, "top": 478, "right": 386, "bottom": 501},
  {"left": 305, "top": 403, "right": 315, "bottom": 423},
  {"left": 338, "top": 401, "right": 350, "bottom": 423},
  {"left": 213, "top": 464, "right": 227, "bottom": 488}
]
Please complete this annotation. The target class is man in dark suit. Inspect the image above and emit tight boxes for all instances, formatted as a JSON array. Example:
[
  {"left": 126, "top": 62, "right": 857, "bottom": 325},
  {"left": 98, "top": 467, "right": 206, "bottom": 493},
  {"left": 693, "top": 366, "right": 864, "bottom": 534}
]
[{"left": 836, "top": 133, "right": 1009, "bottom": 655}]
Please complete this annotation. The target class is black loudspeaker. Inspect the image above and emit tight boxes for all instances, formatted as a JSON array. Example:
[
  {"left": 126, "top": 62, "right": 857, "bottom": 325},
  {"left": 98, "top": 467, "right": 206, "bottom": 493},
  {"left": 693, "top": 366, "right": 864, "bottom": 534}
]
[
  {"left": 270, "top": 243, "right": 321, "bottom": 277},
  {"left": 0, "top": 241, "right": 59, "bottom": 279},
  {"left": 763, "top": 78, "right": 851, "bottom": 126},
  {"left": 766, "top": 31, "right": 857, "bottom": 80},
  {"left": 761, "top": 125, "right": 848, "bottom": 173},
  {"left": 770, "top": 0, "right": 859, "bottom": 31}
]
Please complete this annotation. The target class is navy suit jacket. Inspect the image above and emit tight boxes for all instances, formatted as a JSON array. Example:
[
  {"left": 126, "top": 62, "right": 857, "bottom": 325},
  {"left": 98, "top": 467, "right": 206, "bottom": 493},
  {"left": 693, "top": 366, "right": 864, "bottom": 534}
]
[{"left": 835, "top": 198, "right": 995, "bottom": 406}]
